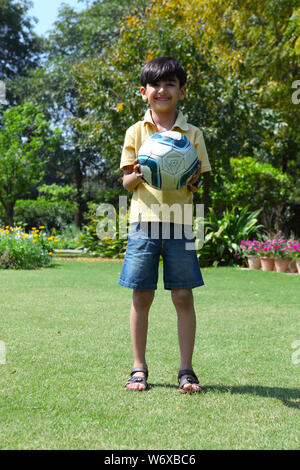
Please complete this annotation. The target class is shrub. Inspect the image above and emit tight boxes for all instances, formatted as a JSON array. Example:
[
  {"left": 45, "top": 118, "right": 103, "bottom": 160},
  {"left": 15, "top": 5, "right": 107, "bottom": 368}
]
[
  {"left": 197, "top": 206, "right": 264, "bottom": 266},
  {"left": 211, "top": 157, "right": 293, "bottom": 232},
  {"left": 0, "top": 184, "right": 78, "bottom": 232},
  {"left": 79, "top": 202, "right": 127, "bottom": 258},
  {"left": 51, "top": 224, "right": 83, "bottom": 250},
  {"left": 0, "top": 226, "right": 59, "bottom": 269},
  {"left": 10, "top": 198, "right": 76, "bottom": 232}
]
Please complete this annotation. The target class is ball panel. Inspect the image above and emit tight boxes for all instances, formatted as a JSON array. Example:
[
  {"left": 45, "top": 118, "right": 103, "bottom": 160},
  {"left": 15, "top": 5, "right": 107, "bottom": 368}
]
[
  {"left": 162, "top": 153, "right": 185, "bottom": 175},
  {"left": 183, "top": 146, "right": 198, "bottom": 170},
  {"left": 138, "top": 155, "right": 162, "bottom": 188},
  {"left": 151, "top": 132, "right": 190, "bottom": 150},
  {"left": 160, "top": 169, "right": 177, "bottom": 191},
  {"left": 177, "top": 158, "right": 199, "bottom": 189}
]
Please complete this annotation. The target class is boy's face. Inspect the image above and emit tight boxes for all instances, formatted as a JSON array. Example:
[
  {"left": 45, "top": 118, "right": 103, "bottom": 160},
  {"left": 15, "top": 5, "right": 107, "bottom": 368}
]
[{"left": 140, "top": 77, "right": 186, "bottom": 114}]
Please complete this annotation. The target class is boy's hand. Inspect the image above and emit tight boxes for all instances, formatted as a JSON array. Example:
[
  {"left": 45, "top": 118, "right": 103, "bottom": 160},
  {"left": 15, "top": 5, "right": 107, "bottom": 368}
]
[
  {"left": 187, "top": 161, "right": 201, "bottom": 193},
  {"left": 123, "top": 159, "right": 144, "bottom": 191},
  {"left": 133, "top": 158, "right": 144, "bottom": 179}
]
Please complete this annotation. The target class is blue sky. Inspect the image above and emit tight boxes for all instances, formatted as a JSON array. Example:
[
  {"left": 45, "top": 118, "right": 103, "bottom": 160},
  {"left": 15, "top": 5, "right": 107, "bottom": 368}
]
[{"left": 28, "top": 0, "right": 87, "bottom": 36}]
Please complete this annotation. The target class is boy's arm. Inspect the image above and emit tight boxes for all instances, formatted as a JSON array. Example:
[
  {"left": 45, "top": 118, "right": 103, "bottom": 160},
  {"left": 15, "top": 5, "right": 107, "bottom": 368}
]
[{"left": 122, "top": 159, "right": 144, "bottom": 191}]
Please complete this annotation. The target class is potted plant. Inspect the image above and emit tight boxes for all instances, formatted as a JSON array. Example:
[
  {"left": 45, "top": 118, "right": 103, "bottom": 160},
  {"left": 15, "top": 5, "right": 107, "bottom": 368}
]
[
  {"left": 271, "top": 236, "right": 291, "bottom": 273},
  {"left": 286, "top": 241, "right": 300, "bottom": 274},
  {"left": 240, "top": 240, "right": 261, "bottom": 269},
  {"left": 257, "top": 240, "right": 275, "bottom": 271}
]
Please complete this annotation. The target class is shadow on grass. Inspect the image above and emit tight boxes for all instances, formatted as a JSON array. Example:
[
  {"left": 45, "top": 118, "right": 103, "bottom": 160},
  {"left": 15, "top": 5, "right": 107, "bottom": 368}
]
[{"left": 150, "top": 383, "right": 300, "bottom": 409}]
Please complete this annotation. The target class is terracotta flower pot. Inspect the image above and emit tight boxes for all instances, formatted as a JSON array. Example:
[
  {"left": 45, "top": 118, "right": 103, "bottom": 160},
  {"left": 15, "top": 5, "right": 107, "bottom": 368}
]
[
  {"left": 288, "top": 260, "right": 298, "bottom": 273},
  {"left": 260, "top": 257, "right": 275, "bottom": 271},
  {"left": 246, "top": 255, "right": 261, "bottom": 270},
  {"left": 274, "top": 257, "right": 289, "bottom": 273},
  {"left": 296, "top": 259, "right": 300, "bottom": 274}
]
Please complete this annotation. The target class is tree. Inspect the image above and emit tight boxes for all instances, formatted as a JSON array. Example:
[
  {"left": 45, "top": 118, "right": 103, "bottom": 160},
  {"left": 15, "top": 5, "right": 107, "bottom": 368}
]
[
  {"left": 74, "top": 0, "right": 283, "bottom": 211},
  {"left": 187, "top": 0, "right": 300, "bottom": 174},
  {"left": 11, "top": 0, "right": 149, "bottom": 226},
  {"left": 0, "top": 102, "right": 60, "bottom": 226},
  {"left": 0, "top": 0, "right": 41, "bottom": 102}
]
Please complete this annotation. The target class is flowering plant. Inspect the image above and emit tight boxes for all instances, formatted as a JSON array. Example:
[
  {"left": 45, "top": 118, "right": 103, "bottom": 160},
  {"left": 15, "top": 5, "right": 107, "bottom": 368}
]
[
  {"left": 0, "top": 225, "right": 59, "bottom": 269},
  {"left": 239, "top": 235, "right": 300, "bottom": 262},
  {"left": 240, "top": 240, "right": 261, "bottom": 256},
  {"left": 265, "top": 236, "right": 289, "bottom": 258},
  {"left": 283, "top": 241, "right": 300, "bottom": 260},
  {"left": 256, "top": 240, "right": 276, "bottom": 258}
]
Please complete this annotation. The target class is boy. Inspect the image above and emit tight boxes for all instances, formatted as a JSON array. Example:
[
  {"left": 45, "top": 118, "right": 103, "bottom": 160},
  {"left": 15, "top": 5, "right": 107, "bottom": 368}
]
[{"left": 119, "top": 57, "right": 211, "bottom": 393}]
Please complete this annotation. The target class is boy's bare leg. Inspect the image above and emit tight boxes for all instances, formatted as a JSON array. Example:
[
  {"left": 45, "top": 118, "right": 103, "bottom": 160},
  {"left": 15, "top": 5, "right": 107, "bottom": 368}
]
[
  {"left": 125, "top": 289, "right": 155, "bottom": 390},
  {"left": 171, "top": 288, "right": 202, "bottom": 392}
]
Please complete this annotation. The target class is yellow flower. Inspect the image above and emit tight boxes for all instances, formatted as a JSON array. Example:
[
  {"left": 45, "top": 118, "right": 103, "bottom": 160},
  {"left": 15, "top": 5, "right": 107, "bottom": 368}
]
[
  {"left": 39, "top": 226, "right": 45, "bottom": 229},
  {"left": 31, "top": 227, "right": 36, "bottom": 230},
  {"left": 48, "top": 252, "right": 53, "bottom": 255},
  {"left": 32, "top": 239, "right": 37, "bottom": 243},
  {"left": 116, "top": 102, "right": 124, "bottom": 112}
]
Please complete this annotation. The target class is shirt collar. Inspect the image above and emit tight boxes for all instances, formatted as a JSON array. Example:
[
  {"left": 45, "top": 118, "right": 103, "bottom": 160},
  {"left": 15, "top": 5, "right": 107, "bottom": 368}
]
[{"left": 143, "top": 109, "right": 189, "bottom": 131}]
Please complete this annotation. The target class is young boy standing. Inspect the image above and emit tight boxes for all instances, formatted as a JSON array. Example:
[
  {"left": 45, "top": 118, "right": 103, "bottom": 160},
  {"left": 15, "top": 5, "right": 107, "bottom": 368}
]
[{"left": 119, "top": 57, "right": 211, "bottom": 393}]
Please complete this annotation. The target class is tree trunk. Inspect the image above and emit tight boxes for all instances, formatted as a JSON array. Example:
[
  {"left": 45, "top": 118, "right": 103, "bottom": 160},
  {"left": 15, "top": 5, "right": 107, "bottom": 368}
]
[{"left": 5, "top": 202, "right": 15, "bottom": 227}]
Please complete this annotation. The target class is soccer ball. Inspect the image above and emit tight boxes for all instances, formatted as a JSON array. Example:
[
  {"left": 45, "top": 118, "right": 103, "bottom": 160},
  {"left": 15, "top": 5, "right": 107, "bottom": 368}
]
[{"left": 137, "top": 131, "right": 198, "bottom": 191}]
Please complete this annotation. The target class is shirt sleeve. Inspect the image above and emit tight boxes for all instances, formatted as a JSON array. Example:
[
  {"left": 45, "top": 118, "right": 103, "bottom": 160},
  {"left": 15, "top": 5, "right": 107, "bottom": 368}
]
[
  {"left": 194, "top": 129, "right": 212, "bottom": 173},
  {"left": 120, "top": 125, "right": 137, "bottom": 170}
]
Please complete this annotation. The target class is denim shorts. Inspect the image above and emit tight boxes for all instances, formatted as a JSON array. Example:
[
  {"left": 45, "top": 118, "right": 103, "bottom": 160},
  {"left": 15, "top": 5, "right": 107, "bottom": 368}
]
[{"left": 118, "top": 222, "right": 204, "bottom": 290}]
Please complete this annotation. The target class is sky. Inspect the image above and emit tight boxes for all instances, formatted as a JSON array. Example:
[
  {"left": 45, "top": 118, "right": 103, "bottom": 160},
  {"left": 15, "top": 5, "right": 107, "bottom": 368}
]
[{"left": 28, "top": 0, "right": 87, "bottom": 36}]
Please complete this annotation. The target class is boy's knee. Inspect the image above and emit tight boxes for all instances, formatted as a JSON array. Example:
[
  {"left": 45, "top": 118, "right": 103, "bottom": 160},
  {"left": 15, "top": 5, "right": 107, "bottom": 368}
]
[
  {"left": 171, "top": 288, "right": 193, "bottom": 308},
  {"left": 133, "top": 289, "right": 155, "bottom": 308}
]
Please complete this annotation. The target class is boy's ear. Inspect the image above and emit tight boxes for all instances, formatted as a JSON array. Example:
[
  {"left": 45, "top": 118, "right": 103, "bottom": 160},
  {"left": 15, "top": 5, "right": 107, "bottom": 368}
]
[
  {"left": 180, "top": 85, "right": 186, "bottom": 100},
  {"left": 140, "top": 86, "right": 148, "bottom": 102}
]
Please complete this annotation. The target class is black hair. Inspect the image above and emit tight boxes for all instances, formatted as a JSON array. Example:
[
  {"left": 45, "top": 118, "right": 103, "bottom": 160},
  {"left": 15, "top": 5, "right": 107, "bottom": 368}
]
[{"left": 140, "top": 57, "right": 187, "bottom": 88}]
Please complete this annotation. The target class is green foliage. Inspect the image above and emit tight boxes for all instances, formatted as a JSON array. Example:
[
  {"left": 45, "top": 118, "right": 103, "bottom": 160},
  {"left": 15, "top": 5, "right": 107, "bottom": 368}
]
[
  {"left": 37, "top": 184, "right": 77, "bottom": 202},
  {"left": 198, "top": 206, "right": 264, "bottom": 266},
  {"left": 0, "top": 0, "right": 41, "bottom": 82},
  {"left": 0, "top": 184, "right": 78, "bottom": 231},
  {"left": 211, "top": 157, "right": 293, "bottom": 232},
  {"left": 50, "top": 224, "right": 82, "bottom": 250},
  {"left": 10, "top": 198, "right": 77, "bottom": 232},
  {"left": 79, "top": 203, "right": 127, "bottom": 258},
  {"left": 74, "top": 0, "right": 291, "bottom": 198},
  {"left": 0, "top": 102, "right": 61, "bottom": 226},
  {"left": 0, "top": 226, "right": 55, "bottom": 269}
]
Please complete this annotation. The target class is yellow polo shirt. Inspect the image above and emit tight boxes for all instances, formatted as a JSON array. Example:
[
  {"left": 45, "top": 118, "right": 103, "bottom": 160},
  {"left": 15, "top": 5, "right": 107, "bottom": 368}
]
[{"left": 120, "top": 109, "right": 211, "bottom": 224}]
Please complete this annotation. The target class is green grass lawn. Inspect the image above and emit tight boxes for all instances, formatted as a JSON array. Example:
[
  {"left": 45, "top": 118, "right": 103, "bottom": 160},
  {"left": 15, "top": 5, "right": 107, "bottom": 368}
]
[{"left": 0, "top": 261, "right": 299, "bottom": 450}]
